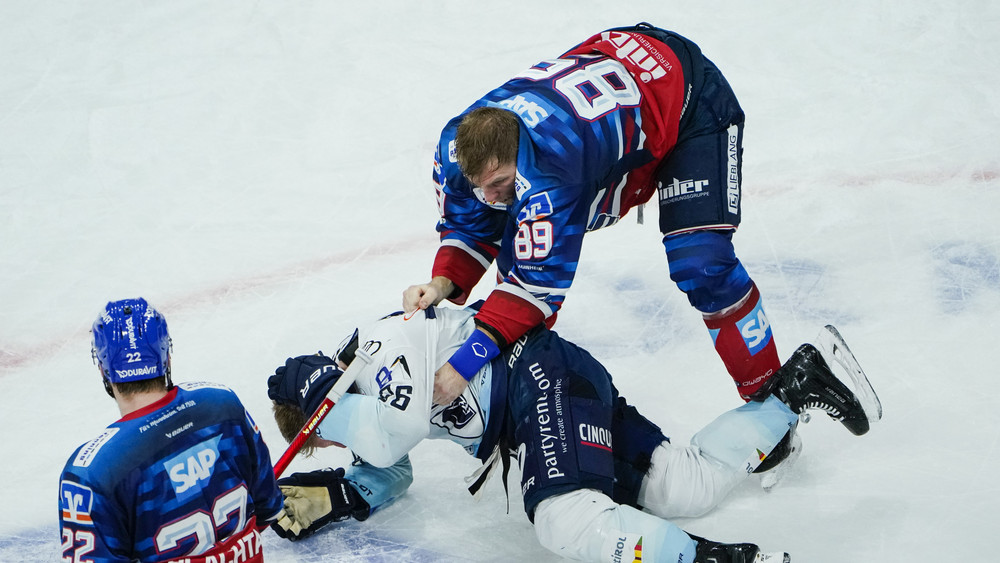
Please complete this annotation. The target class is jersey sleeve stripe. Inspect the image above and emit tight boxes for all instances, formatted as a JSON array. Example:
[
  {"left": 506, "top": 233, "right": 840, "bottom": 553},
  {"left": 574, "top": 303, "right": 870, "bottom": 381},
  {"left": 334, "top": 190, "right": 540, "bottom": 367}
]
[
  {"left": 495, "top": 279, "right": 556, "bottom": 318},
  {"left": 440, "top": 238, "right": 494, "bottom": 270}
]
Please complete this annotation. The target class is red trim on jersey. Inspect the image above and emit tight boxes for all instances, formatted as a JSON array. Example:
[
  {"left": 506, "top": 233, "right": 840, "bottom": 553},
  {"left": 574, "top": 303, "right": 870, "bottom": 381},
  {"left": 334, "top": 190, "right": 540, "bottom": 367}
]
[
  {"left": 563, "top": 30, "right": 686, "bottom": 210},
  {"left": 163, "top": 516, "right": 264, "bottom": 563},
  {"left": 432, "top": 245, "right": 491, "bottom": 306},
  {"left": 474, "top": 290, "right": 548, "bottom": 346},
  {"left": 118, "top": 387, "right": 179, "bottom": 422}
]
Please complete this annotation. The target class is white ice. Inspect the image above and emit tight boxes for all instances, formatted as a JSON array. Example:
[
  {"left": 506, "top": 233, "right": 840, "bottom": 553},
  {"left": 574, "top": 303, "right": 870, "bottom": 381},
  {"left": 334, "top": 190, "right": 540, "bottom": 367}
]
[{"left": 2, "top": 1, "right": 998, "bottom": 561}]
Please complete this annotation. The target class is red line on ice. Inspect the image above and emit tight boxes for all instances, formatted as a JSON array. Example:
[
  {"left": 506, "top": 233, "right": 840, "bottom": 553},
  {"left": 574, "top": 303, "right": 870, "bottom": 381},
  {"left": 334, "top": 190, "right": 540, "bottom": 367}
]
[{"left": 0, "top": 237, "right": 434, "bottom": 372}]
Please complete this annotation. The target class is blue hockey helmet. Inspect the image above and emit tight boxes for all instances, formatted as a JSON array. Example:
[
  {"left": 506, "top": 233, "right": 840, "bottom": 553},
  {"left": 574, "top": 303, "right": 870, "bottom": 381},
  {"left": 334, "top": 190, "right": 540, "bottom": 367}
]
[{"left": 92, "top": 298, "right": 172, "bottom": 386}]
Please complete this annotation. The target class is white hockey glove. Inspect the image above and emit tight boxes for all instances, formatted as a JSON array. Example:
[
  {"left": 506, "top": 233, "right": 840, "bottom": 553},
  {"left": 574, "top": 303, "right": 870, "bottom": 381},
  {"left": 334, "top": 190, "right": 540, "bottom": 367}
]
[{"left": 271, "top": 468, "right": 370, "bottom": 541}]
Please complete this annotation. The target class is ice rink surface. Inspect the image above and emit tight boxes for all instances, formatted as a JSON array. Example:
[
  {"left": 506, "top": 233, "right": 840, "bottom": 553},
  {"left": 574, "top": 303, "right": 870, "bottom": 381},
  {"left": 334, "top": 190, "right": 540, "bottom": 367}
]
[{"left": 2, "top": 1, "right": 998, "bottom": 561}]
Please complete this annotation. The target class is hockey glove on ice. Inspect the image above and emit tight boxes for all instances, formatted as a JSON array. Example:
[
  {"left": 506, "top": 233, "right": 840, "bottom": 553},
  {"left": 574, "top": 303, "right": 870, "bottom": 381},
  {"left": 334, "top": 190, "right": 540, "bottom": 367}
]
[
  {"left": 267, "top": 353, "right": 343, "bottom": 415},
  {"left": 271, "top": 468, "right": 370, "bottom": 541}
]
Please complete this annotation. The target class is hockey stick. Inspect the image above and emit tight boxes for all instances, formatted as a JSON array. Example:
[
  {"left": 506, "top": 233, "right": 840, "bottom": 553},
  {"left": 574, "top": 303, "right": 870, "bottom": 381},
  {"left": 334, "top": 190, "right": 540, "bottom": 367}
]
[{"left": 272, "top": 348, "right": 374, "bottom": 478}]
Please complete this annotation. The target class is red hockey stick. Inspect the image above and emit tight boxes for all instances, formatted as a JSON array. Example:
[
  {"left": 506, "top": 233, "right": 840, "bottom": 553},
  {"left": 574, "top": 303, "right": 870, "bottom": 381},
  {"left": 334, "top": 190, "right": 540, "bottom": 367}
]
[{"left": 272, "top": 349, "right": 372, "bottom": 478}]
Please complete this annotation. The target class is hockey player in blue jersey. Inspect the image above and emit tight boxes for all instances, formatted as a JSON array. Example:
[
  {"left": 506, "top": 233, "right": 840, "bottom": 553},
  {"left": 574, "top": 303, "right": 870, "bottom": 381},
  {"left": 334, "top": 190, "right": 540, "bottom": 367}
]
[
  {"left": 265, "top": 306, "right": 877, "bottom": 562},
  {"left": 59, "top": 298, "right": 284, "bottom": 563},
  {"left": 402, "top": 23, "right": 782, "bottom": 417}
]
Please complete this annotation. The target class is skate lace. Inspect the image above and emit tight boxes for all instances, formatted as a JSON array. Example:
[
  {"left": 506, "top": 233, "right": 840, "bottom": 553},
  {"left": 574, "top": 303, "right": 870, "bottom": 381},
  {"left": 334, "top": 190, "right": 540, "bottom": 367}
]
[{"left": 803, "top": 400, "right": 843, "bottom": 420}]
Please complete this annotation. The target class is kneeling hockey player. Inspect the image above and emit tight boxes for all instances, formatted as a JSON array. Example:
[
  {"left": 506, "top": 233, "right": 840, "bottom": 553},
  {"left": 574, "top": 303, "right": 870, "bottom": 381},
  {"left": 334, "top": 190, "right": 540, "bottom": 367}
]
[
  {"left": 59, "top": 298, "right": 284, "bottom": 563},
  {"left": 266, "top": 306, "right": 879, "bottom": 562}
]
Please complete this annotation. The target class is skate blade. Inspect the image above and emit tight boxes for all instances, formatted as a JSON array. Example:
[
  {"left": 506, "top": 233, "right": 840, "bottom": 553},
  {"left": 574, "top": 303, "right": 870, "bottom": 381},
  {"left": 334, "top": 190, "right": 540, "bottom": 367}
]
[
  {"left": 755, "top": 552, "right": 791, "bottom": 563},
  {"left": 760, "top": 431, "right": 803, "bottom": 491},
  {"left": 816, "top": 325, "right": 883, "bottom": 425}
]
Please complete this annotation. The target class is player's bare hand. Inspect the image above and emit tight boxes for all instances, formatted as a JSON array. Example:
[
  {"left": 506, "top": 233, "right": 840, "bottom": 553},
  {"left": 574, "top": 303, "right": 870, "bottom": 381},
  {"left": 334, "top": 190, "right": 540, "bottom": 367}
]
[
  {"left": 402, "top": 276, "right": 454, "bottom": 313},
  {"left": 402, "top": 284, "right": 436, "bottom": 313},
  {"left": 432, "top": 361, "right": 469, "bottom": 406}
]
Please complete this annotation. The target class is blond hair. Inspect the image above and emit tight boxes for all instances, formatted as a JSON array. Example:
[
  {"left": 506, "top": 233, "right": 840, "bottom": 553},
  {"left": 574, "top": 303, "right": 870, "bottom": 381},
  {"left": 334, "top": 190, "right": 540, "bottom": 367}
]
[
  {"left": 272, "top": 401, "right": 324, "bottom": 456},
  {"left": 454, "top": 107, "right": 519, "bottom": 181}
]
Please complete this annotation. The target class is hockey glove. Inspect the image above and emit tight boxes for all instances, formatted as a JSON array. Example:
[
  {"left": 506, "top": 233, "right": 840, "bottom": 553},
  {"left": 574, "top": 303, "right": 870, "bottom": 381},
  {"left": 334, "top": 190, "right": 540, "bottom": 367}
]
[
  {"left": 271, "top": 468, "right": 370, "bottom": 541},
  {"left": 267, "top": 353, "right": 343, "bottom": 415},
  {"left": 334, "top": 328, "right": 360, "bottom": 366}
]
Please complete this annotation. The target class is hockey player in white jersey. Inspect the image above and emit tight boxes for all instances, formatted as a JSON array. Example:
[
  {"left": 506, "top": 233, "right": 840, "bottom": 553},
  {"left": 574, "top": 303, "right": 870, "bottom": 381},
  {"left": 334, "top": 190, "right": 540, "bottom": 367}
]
[{"left": 266, "top": 306, "right": 878, "bottom": 562}]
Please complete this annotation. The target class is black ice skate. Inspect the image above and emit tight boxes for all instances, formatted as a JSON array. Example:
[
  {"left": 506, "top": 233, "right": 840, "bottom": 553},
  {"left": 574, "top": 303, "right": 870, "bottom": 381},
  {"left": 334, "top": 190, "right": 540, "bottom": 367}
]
[
  {"left": 753, "top": 341, "right": 871, "bottom": 436},
  {"left": 692, "top": 534, "right": 790, "bottom": 563},
  {"left": 757, "top": 427, "right": 802, "bottom": 490}
]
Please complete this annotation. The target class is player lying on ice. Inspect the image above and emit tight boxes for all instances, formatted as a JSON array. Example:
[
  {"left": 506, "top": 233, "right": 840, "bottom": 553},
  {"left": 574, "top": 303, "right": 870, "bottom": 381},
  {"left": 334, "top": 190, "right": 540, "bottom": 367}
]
[{"left": 265, "top": 305, "right": 879, "bottom": 563}]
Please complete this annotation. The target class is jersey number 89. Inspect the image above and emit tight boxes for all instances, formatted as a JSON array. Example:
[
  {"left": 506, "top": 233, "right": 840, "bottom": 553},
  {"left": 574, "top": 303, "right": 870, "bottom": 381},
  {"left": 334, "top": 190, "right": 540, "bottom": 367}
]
[{"left": 515, "top": 221, "right": 553, "bottom": 260}]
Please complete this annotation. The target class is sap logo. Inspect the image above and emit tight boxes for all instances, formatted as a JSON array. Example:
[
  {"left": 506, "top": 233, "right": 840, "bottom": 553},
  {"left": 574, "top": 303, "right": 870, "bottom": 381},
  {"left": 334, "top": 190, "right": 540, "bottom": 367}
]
[
  {"left": 598, "top": 31, "right": 671, "bottom": 83},
  {"left": 658, "top": 177, "right": 709, "bottom": 200},
  {"left": 60, "top": 481, "right": 94, "bottom": 525},
  {"left": 448, "top": 139, "right": 458, "bottom": 163},
  {"left": 516, "top": 192, "right": 554, "bottom": 224},
  {"left": 165, "top": 437, "right": 221, "bottom": 495},
  {"left": 169, "top": 449, "right": 217, "bottom": 494},
  {"left": 497, "top": 95, "right": 549, "bottom": 127},
  {"left": 737, "top": 302, "right": 772, "bottom": 355}
]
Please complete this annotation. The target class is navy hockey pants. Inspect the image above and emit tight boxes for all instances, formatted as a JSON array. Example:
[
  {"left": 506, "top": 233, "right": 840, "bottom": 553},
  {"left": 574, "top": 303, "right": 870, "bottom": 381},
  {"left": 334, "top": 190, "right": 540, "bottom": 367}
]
[{"left": 504, "top": 327, "right": 667, "bottom": 521}]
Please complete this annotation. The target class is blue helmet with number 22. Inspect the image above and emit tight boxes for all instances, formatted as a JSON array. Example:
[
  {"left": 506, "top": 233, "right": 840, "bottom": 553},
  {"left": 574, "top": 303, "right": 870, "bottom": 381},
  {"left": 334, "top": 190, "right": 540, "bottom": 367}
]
[{"left": 92, "top": 298, "right": 171, "bottom": 385}]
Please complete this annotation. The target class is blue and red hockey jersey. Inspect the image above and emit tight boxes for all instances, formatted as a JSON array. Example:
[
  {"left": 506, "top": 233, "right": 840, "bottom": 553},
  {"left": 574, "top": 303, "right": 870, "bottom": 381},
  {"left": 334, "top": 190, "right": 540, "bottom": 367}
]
[
  {"left": 431, "top": 29, "right": 689, "bottom": 344},
  {"left": 59, "top": 382, "right": 282, "bottom": 563}
]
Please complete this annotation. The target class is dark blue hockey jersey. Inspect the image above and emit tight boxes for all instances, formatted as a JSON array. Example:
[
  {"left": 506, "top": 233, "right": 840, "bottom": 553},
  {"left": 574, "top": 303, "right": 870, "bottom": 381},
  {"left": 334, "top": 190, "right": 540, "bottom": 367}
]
[{"left": 59, "top": 382, "right": 282, "bottom": 563}]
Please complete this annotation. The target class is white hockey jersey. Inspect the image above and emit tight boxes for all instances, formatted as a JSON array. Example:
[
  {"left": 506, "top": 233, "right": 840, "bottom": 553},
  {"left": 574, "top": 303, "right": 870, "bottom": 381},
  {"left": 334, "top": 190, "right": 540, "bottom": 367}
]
[{"left": 318, "top": 306, "right": 505, "bottom": 467}]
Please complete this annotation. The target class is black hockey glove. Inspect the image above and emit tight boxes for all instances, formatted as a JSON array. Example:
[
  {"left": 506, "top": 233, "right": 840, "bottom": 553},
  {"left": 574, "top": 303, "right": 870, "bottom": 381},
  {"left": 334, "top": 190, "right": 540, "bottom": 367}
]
[
  {"left": 334, "top": 328, "right": 360, "bottom": 366},
  {"left": 271, "top": 468, "right": 371, "bottom": 541},
  {"left": 267, "top": 353, "right": 343, "bottom": 415}
]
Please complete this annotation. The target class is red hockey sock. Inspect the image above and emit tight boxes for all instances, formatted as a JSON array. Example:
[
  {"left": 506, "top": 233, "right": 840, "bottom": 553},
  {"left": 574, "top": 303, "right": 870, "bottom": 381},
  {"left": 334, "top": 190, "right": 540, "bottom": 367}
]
[{"left": 703, "top": 284, "right": 781, "bottom": 400}]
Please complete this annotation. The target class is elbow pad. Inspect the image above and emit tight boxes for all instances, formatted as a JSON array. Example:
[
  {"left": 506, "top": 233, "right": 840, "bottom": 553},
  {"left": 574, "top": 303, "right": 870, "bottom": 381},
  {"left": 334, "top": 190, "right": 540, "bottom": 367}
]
[{"left": 663, "top": 230, "right": 751, "bottom": 313}]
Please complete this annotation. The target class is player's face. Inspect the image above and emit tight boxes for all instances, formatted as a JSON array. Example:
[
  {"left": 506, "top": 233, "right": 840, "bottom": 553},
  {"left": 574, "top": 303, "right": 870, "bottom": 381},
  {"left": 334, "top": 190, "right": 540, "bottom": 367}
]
[{"left": 471, "top": 161, "right": 517, "bottom": 206}]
